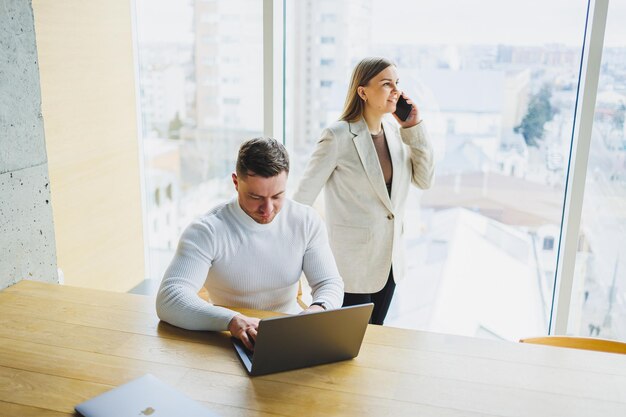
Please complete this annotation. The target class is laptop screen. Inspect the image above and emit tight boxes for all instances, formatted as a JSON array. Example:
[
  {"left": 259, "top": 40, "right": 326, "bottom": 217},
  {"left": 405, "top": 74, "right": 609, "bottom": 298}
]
[{"left": 232, "top": 303, "right": 373, "bottom": 376}]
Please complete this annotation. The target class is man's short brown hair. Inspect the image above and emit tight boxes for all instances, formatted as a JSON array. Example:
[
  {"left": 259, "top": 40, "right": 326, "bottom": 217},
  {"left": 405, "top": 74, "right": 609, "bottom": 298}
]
[{"left": 236, "top": 137, "right": 290, "bottom": 178}]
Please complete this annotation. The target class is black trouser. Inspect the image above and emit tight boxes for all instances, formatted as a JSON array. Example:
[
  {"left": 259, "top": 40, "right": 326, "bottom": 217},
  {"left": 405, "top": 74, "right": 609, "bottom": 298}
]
[{"left": 342, "top": 269, "right": 396, "bottom": 325}]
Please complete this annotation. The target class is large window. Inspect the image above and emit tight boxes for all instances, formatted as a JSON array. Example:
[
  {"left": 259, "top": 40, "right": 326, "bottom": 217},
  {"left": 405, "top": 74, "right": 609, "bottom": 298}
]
[
  {"left": 135, "top": 0, "right": 263, "bottom": 279},
  {"left": 135, "top": 0, "right": 621, "bottom": 342},
  {"left": 285, "top": 0, "right": 587, "bottom": 341}
]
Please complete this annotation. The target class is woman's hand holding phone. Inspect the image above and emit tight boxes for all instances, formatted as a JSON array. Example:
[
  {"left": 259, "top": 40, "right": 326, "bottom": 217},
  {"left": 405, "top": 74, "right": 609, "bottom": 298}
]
[{"left": 393, "top": 93, "right": 421, "bottom": 128}]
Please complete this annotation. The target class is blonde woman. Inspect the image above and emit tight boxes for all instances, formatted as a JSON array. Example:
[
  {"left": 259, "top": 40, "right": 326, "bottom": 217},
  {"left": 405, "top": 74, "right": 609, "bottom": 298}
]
[{"left": 293, "top": 57, "right": 434, "bottom": 324}]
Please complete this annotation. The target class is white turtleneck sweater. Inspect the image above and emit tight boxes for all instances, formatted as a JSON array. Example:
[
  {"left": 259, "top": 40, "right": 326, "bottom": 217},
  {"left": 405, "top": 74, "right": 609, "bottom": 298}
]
[{"left": 156, "top": 197, "right": 344, "bottom": 331}]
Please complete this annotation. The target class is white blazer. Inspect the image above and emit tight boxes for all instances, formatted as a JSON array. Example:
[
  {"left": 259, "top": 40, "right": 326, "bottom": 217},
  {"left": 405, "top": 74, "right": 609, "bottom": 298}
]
[{"left": 293, "top": 116, "right": 434, "bottom": 293}]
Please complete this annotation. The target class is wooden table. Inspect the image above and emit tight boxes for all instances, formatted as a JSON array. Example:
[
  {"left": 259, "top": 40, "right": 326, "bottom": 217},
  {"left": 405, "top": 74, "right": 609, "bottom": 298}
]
[{"left": 1, "top": 280, "right": 625, "bottom": 417}]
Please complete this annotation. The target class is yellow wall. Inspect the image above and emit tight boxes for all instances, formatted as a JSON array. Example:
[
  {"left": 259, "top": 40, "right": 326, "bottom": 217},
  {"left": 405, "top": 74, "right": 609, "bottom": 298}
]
[{"left": 33, "top": 0, "right": 145, "bottom": 292}]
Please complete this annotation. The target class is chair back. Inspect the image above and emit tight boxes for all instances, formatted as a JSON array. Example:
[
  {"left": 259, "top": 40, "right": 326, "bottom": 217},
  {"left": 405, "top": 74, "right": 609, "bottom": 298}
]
[{"left": 519, "top": 336, "right": 626, "bottom": 354}]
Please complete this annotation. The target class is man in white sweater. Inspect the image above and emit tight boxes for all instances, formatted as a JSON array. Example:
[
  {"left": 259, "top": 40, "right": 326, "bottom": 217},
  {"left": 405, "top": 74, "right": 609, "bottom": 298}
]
[{"left": 156, "top": 138, "right": 344, "bottom": 350}]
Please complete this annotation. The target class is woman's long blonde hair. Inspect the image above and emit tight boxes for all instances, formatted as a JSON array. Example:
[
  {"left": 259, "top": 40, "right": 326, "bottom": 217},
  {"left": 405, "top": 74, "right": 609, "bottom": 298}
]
[{"left": 339, "top": 57, "right": 395, "bottom": 122}]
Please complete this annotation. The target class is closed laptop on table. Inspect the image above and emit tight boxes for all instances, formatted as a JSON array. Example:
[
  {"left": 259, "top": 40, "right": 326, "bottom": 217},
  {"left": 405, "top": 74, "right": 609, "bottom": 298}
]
[
  {"left": 232, "top": 302, "right": 373, "bottom": 376},
  {"left": 75, "top": 374, "right": 218, "bottom": 417}
]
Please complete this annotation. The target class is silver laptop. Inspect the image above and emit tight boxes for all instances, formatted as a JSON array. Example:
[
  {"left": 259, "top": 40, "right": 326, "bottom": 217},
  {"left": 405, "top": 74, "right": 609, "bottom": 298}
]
[
  {"left": 232, "top": 303, "right": 374, "bottom": 376},
  {"left": 75, "top": 374, "right": 218, "bottom": 417}
]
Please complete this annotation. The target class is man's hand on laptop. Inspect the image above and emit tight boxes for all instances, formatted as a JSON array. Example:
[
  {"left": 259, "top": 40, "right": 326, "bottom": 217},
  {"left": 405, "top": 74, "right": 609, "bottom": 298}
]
[{"left": 228, "top": 314, "right": 260, "bottom": 351}]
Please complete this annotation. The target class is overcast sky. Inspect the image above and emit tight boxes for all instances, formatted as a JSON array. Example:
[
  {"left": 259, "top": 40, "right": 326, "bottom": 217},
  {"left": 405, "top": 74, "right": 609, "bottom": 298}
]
[
  {"left": 373, "top": 0, "right": 626, "bottom": 47},
  {"left": 135, "top": 0, "right": 626, "bottom": 47},
  {"left": 135, "top": 0, "right": 193, "bottom": 44}
]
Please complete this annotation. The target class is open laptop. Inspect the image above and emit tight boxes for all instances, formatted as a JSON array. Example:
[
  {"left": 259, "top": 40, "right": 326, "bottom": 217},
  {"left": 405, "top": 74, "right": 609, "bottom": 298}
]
[
  {"left": 75, "top": 374, "right": 219, "bottom": 417},
  {"left": 232, "top": 303, "right": 374, "bottom": 376}
]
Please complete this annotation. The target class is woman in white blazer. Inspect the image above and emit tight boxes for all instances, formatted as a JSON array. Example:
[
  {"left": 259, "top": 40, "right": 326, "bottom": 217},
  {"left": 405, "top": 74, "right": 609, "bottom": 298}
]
[{"left": 293, "top": 57, "right": 434, "bottom": 324}]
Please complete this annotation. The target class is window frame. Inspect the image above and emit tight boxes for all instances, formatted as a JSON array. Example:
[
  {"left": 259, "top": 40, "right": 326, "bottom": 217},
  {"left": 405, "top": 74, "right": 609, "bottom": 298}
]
[{"left": 550, "top": 0, "right": 609, "bottom": 335}]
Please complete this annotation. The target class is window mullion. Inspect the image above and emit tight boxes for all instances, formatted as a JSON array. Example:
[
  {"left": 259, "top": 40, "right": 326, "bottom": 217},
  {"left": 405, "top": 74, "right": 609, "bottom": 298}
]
[
  {"left": 551, "top": 0, "right": 609, "bottom": 335},
  {"left": 262, "top": 0, "right": 284, "bottom": 142}
]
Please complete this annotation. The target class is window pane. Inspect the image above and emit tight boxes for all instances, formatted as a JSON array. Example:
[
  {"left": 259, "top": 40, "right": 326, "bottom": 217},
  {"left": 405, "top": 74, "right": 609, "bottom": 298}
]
[
  {"left": 136, "top": 0, "right": 263, "bottom": 280},
  {"left": 286, "top": 0, "right": 588, "bottom": 340},
  {"left": 570, "top": 1, "right": 626, "bottom": 340}
]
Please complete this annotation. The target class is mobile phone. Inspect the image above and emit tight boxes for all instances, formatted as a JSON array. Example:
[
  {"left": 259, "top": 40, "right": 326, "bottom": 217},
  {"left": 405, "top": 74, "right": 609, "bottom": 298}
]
[{"left": 394, "top": 95, "right": 413, "bottom": 121}]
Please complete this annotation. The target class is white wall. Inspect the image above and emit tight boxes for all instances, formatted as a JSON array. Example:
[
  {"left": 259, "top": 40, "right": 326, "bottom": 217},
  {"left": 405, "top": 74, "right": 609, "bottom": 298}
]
[
  {"left": 33, "top": 0, "right": 145, "bottom": 291},
  {"left": 0, "top": 0, "right": 58, "bottom": 289}
]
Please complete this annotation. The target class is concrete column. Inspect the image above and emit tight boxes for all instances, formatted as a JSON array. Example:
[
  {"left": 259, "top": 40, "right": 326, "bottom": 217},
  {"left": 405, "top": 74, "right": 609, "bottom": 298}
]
[{"left": 0, "top": 0, "right": 58, "bottom": 289}]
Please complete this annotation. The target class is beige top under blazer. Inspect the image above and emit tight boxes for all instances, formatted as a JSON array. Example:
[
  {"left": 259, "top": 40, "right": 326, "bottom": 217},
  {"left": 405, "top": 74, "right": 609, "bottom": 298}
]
[{"left": 293, "top": 116, "right": 434, "bottom": 293}]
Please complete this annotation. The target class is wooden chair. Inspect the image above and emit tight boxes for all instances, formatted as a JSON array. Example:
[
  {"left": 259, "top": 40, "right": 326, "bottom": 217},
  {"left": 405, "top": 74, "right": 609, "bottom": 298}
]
[
  {"left": 519, "top": 336, "right": 626, "bottom": 354},
  {"left": 296, "top": 278, "right": 308, "bottom": 309},
  {"left": 198, "top": 286, "right": 210, "bottom": 302}
]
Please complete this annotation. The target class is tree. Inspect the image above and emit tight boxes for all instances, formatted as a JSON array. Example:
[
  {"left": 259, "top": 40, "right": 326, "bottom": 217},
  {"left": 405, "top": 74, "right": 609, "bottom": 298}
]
[
  {"left": 167, "top": 112, "right": 183, "bottom": 140},
  {"left": 514, "top": 85, "right": 556, "bottom": 147},
  {"left": 613, "top": 102, "right": 625, "bottom": 132}
]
